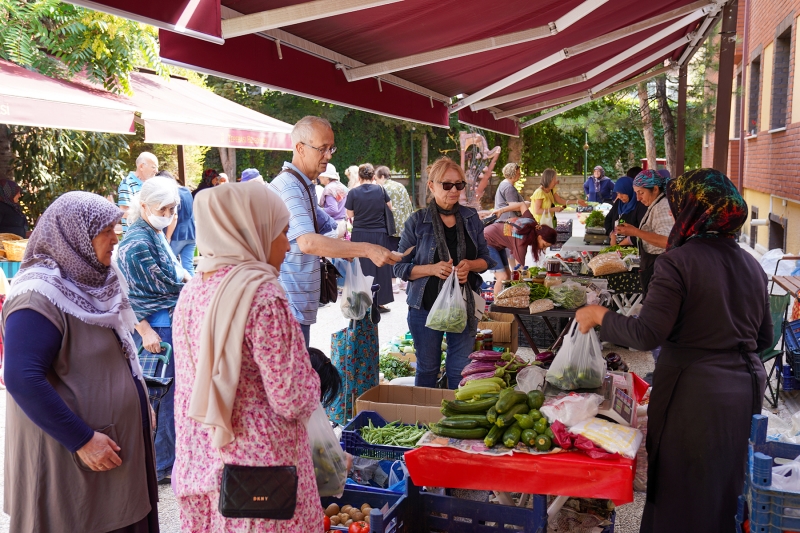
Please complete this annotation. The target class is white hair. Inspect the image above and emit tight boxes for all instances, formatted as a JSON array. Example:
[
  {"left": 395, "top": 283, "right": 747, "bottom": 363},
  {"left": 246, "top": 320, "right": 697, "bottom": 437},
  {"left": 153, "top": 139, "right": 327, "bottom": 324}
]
[
  {"left": 127, "top": 176, "right": 180, "bottom": 225},
  {"left": 291, "top": 116, "right": 332, "bottom": 147},
  {"left": 135, "top": 151, "right": 158, "bottom": 167}
]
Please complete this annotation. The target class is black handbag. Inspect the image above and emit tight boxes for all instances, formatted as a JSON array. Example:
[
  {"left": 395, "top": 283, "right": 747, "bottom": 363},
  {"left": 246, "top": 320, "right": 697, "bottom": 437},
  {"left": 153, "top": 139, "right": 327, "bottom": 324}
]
[
  {"left": 284, "top": 167, "right": 341, "bottom": 304},
  {"left": 381, "top": 185, "right": 397, "bottom": 236},
  {"left": 218, "top": 464, "right": 298, "bottom": 519}
]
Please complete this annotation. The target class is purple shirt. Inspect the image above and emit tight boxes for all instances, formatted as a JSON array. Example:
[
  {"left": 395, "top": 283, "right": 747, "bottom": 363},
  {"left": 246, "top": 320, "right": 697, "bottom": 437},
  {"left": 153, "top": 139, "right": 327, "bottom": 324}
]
[{"left": 322, "top": 194, "right": 347, "bottom": 220}]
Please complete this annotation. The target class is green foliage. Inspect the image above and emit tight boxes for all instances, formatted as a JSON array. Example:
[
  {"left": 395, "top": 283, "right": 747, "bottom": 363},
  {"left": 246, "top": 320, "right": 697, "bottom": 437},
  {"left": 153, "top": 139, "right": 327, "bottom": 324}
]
[
  {"left": 379, "top": 354, "right": 415, "bottom": 381},
  {"left": 10, "top": 126, "right": 129, "bottom": 222}
]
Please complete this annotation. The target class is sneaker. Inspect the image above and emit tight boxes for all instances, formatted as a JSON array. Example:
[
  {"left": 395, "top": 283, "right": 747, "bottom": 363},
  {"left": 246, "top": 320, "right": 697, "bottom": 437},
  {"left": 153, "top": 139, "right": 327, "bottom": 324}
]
[
  {"left": 378, "top": 305, "right": 391, "bottom": 313},
  {"left": 158, "top": 474, "right": 172, "bottom": 485}
]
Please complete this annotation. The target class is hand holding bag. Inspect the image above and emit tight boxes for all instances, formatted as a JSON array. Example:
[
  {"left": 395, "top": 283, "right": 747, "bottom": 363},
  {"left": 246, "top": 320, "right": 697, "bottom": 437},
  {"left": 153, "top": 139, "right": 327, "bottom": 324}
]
[{"left": 545, "top": 322, "right": 605, "bottom": 390}]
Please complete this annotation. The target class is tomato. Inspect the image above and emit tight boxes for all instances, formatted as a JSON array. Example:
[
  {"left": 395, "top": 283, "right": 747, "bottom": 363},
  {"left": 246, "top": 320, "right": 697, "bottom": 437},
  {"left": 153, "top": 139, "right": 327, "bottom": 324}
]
[
  {"left": 323, "top": 515, "right": 331, "bottom": 531},
  {"left": 349, "top": 521, "right": 370, "bottom": 533}
]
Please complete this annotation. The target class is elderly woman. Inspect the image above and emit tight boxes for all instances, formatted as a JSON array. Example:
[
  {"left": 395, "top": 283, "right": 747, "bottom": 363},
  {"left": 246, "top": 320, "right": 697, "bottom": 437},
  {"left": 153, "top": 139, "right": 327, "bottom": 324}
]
[
  {"left": 604, "top": 176, "right": 647, "bottom": 246},
  {"left": 484, "top": 215, "right": 557, "bottom": 295},
  {"left": 172, "top": 180, "right": 321, "bottom": 531},
  {"left": 2, "top": 192, "right": 158, "bottom": 532},
  {"left": 318, "top": 163, "right": 349, "bottom": 238},
  {"left": 531, "top": 169, "right": 584, "bottom": 227},
  {"left": 118, "top": 176, "right": 187, "bottom": 484},
  {"left": 395, "top": 157, "right": 494, "bottom": 388},
  {"left": 0, "top": 178, "right": 28, "bottom": 237},
  {"left": 575, "top": 169, "right": 771, "bottom": 533},
  {"left": 346, "top": 163, "right": 395, "bottom": 311},
  {"left": 616, "top": 169, "right": 674, "bottom": 296},
  {"left": 584, "top": 165, "right": 614, "bottom": 203},
  {"left": 494, "top": 163, "right": 529, "bottom": 222}
]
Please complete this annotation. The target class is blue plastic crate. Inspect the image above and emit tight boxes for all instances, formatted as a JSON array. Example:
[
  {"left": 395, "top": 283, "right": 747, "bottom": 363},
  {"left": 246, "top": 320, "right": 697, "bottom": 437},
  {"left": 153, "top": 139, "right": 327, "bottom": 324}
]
[
  {"left": 0, "top": 261, "right": 20, "bottom": 279},
  {"left": 341, "top": 411, "right": 414, "bottom": 460},
  {"left": 785, "top": 320, "right": 800, "bottom": 377},
  {"left": 735, "top": 414, "right": 800, "bottom": 533},
  {"left": 322, "top": 483, "right": 408, "bottom": 532},
  {"left": 782, "top": 365, "right": 799, "bottom": 392}
]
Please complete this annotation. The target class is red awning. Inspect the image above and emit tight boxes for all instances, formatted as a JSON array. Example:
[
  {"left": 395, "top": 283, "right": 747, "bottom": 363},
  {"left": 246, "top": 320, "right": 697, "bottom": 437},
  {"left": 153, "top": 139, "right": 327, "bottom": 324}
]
[
  {"left": 0, "top": 59, "right": 136, "bottom": 134},
  {"left": 71, "top": 0, "right": 725, "bottom": 134}
]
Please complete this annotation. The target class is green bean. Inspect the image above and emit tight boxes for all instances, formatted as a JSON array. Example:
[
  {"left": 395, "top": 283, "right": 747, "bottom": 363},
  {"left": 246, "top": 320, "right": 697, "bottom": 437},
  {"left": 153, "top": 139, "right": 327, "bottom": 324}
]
[{"left": 358, "top": 420, "right": 428, "bottom": 447}]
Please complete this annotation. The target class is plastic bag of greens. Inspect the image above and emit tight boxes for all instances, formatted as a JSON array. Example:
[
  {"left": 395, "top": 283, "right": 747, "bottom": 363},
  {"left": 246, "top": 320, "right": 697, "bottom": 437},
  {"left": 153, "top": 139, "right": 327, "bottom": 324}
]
[
  {"left": 425, "top": 270, "right": 468, "bottom": 333},
  {"left": 307, "top": 403, "right": 348, "bottom": 497},
  {"left": 549, "top": 281, "right": 587, "bottom": 310},
  {"left": 340, "top": 259, "right": 374, "bottom": 320},
  {"left": 546, "top": 323, "right": 605, "bottom": 390}
]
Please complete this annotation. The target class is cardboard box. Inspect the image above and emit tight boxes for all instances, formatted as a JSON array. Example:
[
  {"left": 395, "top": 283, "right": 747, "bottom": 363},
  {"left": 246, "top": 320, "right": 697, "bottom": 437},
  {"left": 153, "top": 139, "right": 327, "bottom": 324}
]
[
  {"left": 355, "top": 385, "right": 455, "bottom": 425},
  {"left": 478, "top": 312, "right": 519, "bottom": 352}
]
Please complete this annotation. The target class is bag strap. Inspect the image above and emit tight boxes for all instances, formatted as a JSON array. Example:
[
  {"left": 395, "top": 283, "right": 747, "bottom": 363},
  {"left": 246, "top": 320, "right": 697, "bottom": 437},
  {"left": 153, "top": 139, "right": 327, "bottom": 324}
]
[{"left": 283, "top": 166, "right": 320, "bottom": 235}]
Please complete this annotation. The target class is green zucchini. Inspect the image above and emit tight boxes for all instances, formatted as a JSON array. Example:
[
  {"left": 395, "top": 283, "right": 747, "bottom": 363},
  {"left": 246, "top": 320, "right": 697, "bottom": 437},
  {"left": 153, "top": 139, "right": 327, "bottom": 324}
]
[
  {"left": 438, "top": 418, "right": 479, "bottom": 429},
  {"left": 484, "top": 424, "right": 504, "bottom": 447},
  {"left": 442, "top": 397, "right": 498, "bottom": 414},
  {"left": 495, "top": 391, "right": 529, "bottom": 414},
  {"left": 521, "top": 428, "right": 537, "bottom": 446},
  {"left": 440, "top": 414, "right": 493, "bottom": 428},
  {"left": 430, "top": 424, "right": 489, "bottom": 440},
  {"left": 502, "top": 423, "right": 522, "bottom": 448},
  {"left": 514, "top": 414, "right": 535, "bottom": 429},
  {"left": 486, "top": 405, "right": 498, "bottom": 424},
  {"left": 495, "top": 403, "right": 530, "bottom": 427}
]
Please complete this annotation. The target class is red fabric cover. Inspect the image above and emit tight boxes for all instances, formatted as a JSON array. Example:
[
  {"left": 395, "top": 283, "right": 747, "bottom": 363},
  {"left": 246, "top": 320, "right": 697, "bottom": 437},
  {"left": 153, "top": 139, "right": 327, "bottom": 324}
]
[
  {"left": 76, "top": 0, "right": 221, "bottom": 40},
  {"left": 458, "top": 108, "right": 519, "bottom": 137}
]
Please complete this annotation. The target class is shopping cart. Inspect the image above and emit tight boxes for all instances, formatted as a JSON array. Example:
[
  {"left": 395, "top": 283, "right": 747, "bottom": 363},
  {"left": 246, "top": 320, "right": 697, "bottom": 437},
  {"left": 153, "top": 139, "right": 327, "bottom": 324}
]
[{"left": 137, "top": 342, "right": 173, "bottom": 429}]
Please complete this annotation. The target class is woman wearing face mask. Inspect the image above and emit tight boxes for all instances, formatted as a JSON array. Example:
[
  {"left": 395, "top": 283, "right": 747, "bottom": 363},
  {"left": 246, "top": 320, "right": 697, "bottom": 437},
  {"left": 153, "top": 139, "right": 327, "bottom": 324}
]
[{"left": 117, "top": 176, "right": 188, "bottom": 485}]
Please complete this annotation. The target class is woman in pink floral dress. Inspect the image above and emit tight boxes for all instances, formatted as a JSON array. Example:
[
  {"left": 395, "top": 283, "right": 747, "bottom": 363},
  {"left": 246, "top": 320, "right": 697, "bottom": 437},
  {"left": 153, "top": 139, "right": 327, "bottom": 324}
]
[{"left": 172, "top": 180, "right": 322, "bottom": 532}]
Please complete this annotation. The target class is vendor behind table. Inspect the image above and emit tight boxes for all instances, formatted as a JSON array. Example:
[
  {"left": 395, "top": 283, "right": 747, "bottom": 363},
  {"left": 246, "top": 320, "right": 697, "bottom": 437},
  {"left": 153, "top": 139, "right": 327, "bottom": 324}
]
[
  {"left": 531, "top": 169, "right": 586, "bottom": 227},
  {"left": 604, "top": 175, "right": 647, "bottom": 247}
]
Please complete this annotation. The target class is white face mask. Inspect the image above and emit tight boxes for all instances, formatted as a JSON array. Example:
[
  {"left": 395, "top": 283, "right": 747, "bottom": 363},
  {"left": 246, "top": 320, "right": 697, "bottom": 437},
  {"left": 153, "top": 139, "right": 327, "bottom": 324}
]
[{"left": 146, "top": 207, "right": 173, "bottom": 231}]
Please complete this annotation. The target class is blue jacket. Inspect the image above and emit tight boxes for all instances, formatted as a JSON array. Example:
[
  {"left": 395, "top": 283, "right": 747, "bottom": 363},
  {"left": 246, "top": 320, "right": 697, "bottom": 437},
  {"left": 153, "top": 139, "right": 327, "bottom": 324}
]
[
  {"left": 172, "top": 186, "right": 195, "bottom": 242},
  {"left": 393, "top": 205, "right": 495, "bottom": 311},
  {"left": 584, "top": 177, "right": 615, "bottom": 203}
]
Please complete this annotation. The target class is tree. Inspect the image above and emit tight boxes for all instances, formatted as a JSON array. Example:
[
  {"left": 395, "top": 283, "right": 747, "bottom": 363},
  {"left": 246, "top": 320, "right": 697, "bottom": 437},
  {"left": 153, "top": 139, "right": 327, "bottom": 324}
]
[
  {"left": 638, "top": 82, "right": 657, "bottom": 169},
  {"left": 655, "top": 75, "right": 677, "bottom": 176}
]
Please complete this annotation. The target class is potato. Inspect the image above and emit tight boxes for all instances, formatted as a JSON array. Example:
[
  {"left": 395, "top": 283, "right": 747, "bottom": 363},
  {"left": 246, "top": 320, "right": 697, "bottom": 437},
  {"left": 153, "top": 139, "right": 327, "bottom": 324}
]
[
  {"left": 352, "top": 511, "right": 364, "bottom": 521},
  {"left": 339, "top": 513, "right": 350, "bottom": 523},
  {"left": 344, "top": 519, "right": 353, "bottom": 526},
  {"left": 348, "top": 508, "right": 360, "bottom": 518},
  {"left": 341, "top": 505, "right": 353, "bottom": 514},
  {"left": 325, "top": 503, "right": 340, "bottom": 517},
  {"left": 365, "top": 514, "right": 371, "bottom": 524},
  {"left": 330, "top": 516, "right": 341, "bottom": 526},
  {"left": 360, "top": 503, "right": 372, "bottom": 513}
]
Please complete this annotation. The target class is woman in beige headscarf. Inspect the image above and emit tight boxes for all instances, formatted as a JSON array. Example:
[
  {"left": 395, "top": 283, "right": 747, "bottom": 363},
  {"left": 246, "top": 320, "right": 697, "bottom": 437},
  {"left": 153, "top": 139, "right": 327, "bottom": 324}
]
[{"left": 171, "top": 180, "right": 321, "bottom": 532}]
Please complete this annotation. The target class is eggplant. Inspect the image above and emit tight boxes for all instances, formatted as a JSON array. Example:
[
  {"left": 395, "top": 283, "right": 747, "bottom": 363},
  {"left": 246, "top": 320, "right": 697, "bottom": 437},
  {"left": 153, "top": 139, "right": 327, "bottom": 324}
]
[
  {"left": 535, "top": 351, "right": 555, "bottom": 364},
  {"left": 468, "top": 350, "right": 504, "bottom": 362},
  {"left": 461, "top": 360, "right": 499, "bottom": 377}
]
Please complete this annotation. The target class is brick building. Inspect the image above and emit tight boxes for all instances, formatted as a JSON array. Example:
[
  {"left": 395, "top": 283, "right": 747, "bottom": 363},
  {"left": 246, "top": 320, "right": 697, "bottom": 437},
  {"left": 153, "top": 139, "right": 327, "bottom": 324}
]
[{"left": 704, "top": 0, "right": 800, "bottom": 254}]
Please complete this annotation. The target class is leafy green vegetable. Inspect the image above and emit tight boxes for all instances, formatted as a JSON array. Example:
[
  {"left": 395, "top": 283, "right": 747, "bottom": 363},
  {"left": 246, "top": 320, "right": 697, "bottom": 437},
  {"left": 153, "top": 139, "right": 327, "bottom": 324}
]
[
  {"left": 585, "top": 210, "right": 606, "bottom": 228},
  {"left": 599, "top": 245, "right": 638, "bottom": 257},
  {"left": 427, "top": 307, "right": 468, "bottom": 333},
  {"left": 379, "top": 354, "right": 415, "bottom": 381},
  {"left": 359, "top": 419, "right": 427, "bottom": 447},
  {"left": 548, "top": 283, "right": 587, "bottom": 309}
]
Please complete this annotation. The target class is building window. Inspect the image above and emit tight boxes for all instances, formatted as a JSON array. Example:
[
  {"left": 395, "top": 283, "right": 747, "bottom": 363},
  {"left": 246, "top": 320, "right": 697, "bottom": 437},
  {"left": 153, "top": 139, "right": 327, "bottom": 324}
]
[
  {"left": 734, "top": 71, "right": 743, "bottom": 138},
  {"left": 749, "top": 56, "right": 762, "bottom": 135},
  {"left": 772, "top": 28, "right": 792, "bottom": 129}
]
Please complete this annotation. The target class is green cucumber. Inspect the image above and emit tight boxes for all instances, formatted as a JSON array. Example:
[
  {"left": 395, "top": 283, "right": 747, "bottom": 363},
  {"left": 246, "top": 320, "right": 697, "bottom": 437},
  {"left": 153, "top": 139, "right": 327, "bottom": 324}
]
[
  {"left": 495, "top": 403, "right": 530, "bottom": 427},
  {"left": 495, "top": 391, "right": 529, "bottom": 414},
  {"left": 502, "top": 423, "right": 522, "bottom": 448},
  {"left": 430, "top": 424, "right": 489, "bottom": 440},
  {"left": 484, "top": 424, "right": 504, "bottom": 447},
  {"left": 442, "top": 397, "right": 498, "bottom": 414}
]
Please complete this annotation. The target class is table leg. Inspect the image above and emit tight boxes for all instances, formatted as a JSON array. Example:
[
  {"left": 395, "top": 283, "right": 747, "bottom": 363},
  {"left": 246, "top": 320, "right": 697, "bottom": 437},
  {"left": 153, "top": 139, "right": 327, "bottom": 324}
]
[
  {"left": 550, "top": 318, "right": 573, "bottom": 352},
  {"left": 514, "top": 314, "right": 539, "bottom": 354},
  {"left": 493, "top": 491, "right": 516, "bottom": 506},
  {"left": 547, "top": 495, "right": 569, "bottom": 517},
  {"left": 542, "top": 317, "right": 558, "bottom": 339}
]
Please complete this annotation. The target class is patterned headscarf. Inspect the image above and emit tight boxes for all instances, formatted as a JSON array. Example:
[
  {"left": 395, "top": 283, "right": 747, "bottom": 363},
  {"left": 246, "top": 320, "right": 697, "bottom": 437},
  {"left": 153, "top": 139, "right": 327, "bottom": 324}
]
[
  {"left": 665, "top": 168, "right": 747, "bottom": 250},
  {"left": 0, "top": 179, "right": 23, "bottom": 215},
  {"left": 7, "top": 192, "right": 143, "bottom": 379},
  {"left": 633, "top": 169, "right": 667, "bottom": 190}
]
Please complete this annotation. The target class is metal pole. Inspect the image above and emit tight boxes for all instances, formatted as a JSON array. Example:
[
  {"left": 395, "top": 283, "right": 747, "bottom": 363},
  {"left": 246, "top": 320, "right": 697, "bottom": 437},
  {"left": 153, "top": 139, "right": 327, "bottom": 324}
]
[
  {"left": 737, "top": 0, "right": 751, "bottom": 193},
  {"left": 676, "top": 65, "right": 688, "bottom": 177},
  {"left": 410, "top": 128, "right": 416, "bottom": 207},
  {"left": 583, "top": 130, "right": 588, "bottom": 180},
  {"left": 713, "top": 0, "right": 739, "bottom": 173}
]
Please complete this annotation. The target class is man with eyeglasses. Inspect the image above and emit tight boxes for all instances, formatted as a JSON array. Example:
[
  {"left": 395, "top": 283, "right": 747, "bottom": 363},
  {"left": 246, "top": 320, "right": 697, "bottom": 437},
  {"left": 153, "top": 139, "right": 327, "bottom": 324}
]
[
  {"left": 118, "top": 152, "right": 158, "bottom": 235},
  {"left": 269, "top": 116, "right": 399, "bottom": 347}
]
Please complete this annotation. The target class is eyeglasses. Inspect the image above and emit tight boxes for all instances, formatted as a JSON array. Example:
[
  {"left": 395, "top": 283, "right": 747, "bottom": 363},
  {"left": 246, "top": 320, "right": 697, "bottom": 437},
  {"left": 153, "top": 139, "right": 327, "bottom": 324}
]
[
  {"left": 301, "top": 142, "right": 337, "bottom": 155},
  {"left": 438, "top": 181, "right": 467, "bottom": 191}
]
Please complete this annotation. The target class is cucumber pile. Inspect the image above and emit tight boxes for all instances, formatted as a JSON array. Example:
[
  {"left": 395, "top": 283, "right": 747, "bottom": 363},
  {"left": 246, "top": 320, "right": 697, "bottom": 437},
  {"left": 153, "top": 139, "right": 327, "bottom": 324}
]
[{"left": 430, "top": 378, "right": 555, "bottom": 451}]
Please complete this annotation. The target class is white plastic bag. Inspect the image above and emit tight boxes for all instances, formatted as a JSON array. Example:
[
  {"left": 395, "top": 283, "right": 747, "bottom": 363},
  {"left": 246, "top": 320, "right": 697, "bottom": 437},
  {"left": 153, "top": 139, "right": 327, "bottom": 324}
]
[
  {"left": 772, "top": 455, "right": 800, "bottom": 492},
  {"left": 540, "top": 208, "right": 554, "bottom": 228},
  {"left": 569, "top": 417, "right": 644, "bottom": 459},
  {"left": 760, "top": 249, "right": 798, "bottom": 295},
  {"left": 340, "top": 259, "right": 374, "bottom": 320},
  {"left": 540, "top": 393, "right": 603, "bottom": 427},
  {"left": 425, "top": 270, "right": 468, "bottom": 333},
  {"left": 516, "top": 365, "right": 548, "bottom": 393},
  {"left": 546, "top": 323, "right": 605, "bottom": 390},
  {"left": 307, "top": 403, "right": 348, "bottom": 497}
]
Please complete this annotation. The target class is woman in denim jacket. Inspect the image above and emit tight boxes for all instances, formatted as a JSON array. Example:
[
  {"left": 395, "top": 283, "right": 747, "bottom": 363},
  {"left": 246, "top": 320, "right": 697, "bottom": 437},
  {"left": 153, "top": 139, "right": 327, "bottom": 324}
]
[{"left": 394, "top": 157, "right": 495, "bottom": 389}]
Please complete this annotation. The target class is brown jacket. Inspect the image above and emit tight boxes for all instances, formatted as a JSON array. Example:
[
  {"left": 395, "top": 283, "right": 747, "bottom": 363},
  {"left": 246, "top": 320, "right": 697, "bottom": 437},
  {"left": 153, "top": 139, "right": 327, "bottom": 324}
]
[{"left": 2, "top": 292, "right": 152, "bottom": 533}]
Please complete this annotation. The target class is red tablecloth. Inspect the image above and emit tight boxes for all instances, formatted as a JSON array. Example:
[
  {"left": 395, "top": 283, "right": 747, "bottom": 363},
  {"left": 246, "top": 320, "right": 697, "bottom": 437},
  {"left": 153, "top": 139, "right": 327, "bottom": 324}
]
[{"left": 405, "top": 446, "right": 636, "bottom": 505}]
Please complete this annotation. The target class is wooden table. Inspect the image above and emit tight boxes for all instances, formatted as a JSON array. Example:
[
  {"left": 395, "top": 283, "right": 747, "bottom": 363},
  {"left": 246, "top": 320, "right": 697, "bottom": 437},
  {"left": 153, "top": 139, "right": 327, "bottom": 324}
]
[
  {"left": 490, "top": 305, "right": 576, "bottom": 354},
  {"left": 774, "top": 276, "right": 800, "bottom": 299}
]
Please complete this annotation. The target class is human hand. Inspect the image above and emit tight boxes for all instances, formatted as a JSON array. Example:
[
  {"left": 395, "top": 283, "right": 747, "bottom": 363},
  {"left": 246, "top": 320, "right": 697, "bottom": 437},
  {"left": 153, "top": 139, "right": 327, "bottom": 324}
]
[
  {"left": 431, "top": 259, "right": 453, "bottom": 280},
  {"left": 616, "top": 223, "right": 636, "bottom": 237},
  {"left": 577, "top": 199, "right": 588, "bottom": 207},
  {"left": 76, "top": 431, "right": 122, "bottom": 472},
  {"left": 366, "top": 244, "right": 399, "bottom": 267},
  {"left": 142, "top": 329, "right": 162, "bottom": 354},
  {"left": 575, "top": 305, "right": 609, "bottom": 334},
  {"left": 454, "top": 260, "right": 471, "bottom": 284},
  {"left": 554, "top": 206, "right": 564, "bottom": 212},
  {"left": 149, "top": 404, "right": 157, "bottom": 431}
]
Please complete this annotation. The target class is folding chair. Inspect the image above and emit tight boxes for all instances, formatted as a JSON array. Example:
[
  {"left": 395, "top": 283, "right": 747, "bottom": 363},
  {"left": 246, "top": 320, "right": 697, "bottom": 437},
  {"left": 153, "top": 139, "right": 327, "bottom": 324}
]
[{"left": 762, "top": 294, "right": 790, "bottom": 408}]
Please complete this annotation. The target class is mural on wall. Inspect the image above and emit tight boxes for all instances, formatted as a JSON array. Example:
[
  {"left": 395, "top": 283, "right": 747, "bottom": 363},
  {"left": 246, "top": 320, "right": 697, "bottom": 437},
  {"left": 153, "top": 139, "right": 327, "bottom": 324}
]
[{"left": 459, "top": 130, "right": 500, "bottom": 209}]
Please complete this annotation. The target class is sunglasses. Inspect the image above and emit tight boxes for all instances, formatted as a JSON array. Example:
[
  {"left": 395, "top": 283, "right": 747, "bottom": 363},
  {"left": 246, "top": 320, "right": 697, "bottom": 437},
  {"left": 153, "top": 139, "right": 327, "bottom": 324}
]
[{"left": 438, "top": 181, "right": 467, "bottom": 191}]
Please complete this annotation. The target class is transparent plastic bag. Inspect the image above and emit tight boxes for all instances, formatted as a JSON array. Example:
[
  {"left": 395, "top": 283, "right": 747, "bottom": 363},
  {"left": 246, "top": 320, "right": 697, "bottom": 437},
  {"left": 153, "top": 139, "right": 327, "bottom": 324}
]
[
  {"left": 548, "top": 281, "right": 587, "bottom": 310},
  {"left": 497, "top": 284, "right": 530, "bottom": 299},
  {"left": 772, "top": 455, "right": 800, "bottom": 492},
  {"left": 340, "top": 259, "right": 374, "bottom": 320},
  {"left": 588, "top": 252, "right": 627, "bottom": 276},
  {"left": 546, "top": 323, "right": 605, "bottom": 390},
  {"left": 307, "top": 403, "right": 348, "bottom": 497},
  {"left": 569, "top": 417, "right": 643, "bottom": 459},
  {"left": 540, "top": 393, "right": 603, "bottom": 427},
  {"left": 425, "top": 271, "right": 468, "bottom": 333}
]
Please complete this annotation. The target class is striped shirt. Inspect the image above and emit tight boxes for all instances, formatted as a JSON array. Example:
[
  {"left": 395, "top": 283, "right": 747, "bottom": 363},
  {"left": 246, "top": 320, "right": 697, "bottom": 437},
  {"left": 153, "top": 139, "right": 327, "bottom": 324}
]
[
  {"left": 117, "top": 172, "right": 142, "bottom": 233},
  {"left": 640, "top": 194, "right": 674, "bottom": 255},
  {"left": 268, "top": 163, "right": 322, "bottom": 325}
]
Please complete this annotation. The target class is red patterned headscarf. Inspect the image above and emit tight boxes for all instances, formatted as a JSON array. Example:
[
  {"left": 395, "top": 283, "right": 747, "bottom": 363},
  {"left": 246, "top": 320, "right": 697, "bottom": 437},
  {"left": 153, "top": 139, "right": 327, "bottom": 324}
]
[{"left": 665, "top": 168, "right": 747, "bottom": 251}]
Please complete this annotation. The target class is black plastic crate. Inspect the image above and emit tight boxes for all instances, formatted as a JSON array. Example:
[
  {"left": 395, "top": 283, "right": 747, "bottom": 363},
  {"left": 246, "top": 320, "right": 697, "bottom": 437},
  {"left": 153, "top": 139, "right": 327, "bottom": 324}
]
[{"left": 517, "top": 315, "right": 569, "bottom": 349}]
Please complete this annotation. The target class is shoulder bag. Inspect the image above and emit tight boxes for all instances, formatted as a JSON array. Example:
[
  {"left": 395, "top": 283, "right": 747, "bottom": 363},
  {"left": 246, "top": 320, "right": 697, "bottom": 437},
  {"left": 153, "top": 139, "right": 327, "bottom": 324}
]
[
  {"left": 379, "top": 185, "right": 397, "bottom": 236},
  {"left": 180, "top": 324, "right": 298, "bottom": 519},
  {"left": 283, "top": 167, "right": 341, "bottom": 304}
]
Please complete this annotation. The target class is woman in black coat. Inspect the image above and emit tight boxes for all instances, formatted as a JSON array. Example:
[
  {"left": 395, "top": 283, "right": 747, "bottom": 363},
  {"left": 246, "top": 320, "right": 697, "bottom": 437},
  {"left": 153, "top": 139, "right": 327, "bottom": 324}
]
[
  {"left": 0, "top": 179, "right": 28, "bottom": 237},
  {"left": 576, "top": 169, "right": 771, "bottom": 533}
]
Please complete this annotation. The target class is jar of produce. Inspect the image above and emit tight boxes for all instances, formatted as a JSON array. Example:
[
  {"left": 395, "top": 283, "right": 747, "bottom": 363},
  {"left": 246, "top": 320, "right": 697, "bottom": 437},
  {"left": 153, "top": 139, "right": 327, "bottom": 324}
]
[
  {"left": 546, "top": 259, "right": 561, "bottom": 275},
  {"left": 474, "top": 332, "right": 484, "bottom": 352},
  {"left": 544, "top": 273, "right": 563, "bottom": 289},
  {"left": 482, "top": 329, "right": 494, "bottom": 351}
]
